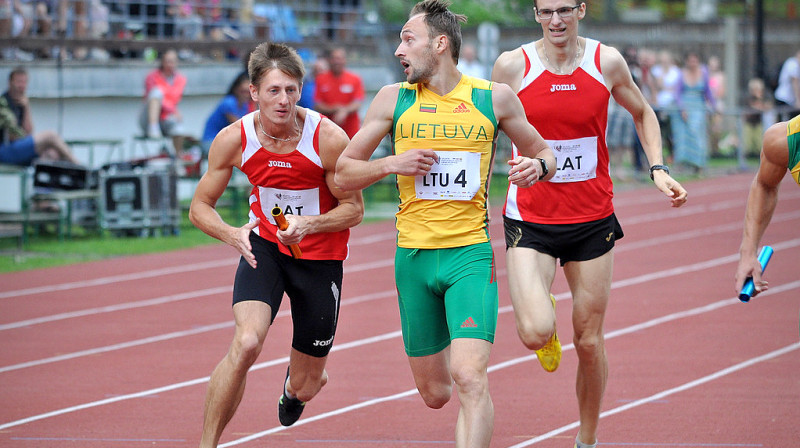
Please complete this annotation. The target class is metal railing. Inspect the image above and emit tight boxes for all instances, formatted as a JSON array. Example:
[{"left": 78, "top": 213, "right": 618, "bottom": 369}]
[{"left": 0, "top": 0, "right": 379, "bottom": 60}]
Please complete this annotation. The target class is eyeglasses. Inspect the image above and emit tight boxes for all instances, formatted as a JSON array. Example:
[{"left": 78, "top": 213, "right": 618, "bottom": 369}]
[{"left": 535, "top": 4, "right": 580, "bottom": 20}]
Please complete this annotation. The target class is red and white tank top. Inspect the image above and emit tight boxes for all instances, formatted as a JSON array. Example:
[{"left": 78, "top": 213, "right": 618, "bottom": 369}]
[
  {"left": 504, "top": 38, "right": 614, "bottom": 224},
  {"left": 240, "top": 109, "right": 349, "bottom": 260}
]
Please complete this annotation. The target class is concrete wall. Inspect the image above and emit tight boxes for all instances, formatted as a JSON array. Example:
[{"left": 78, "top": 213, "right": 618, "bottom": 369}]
[
  {"left": 2, "top": 62, "right": 396, "bottom": 168},
  {"left": 1, "top": 63, "right": 238, "bottom": 168}
]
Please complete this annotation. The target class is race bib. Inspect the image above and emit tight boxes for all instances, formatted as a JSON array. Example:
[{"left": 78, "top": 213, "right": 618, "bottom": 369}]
[
  {"left": 258, "top": 187, "right": 320, "bottom": 225},
  {"left": 547, "top": 136, "right": 599, "bottom": 183},
  {"left": 414, "top": 151, "right": 481, "bottom": 201}
]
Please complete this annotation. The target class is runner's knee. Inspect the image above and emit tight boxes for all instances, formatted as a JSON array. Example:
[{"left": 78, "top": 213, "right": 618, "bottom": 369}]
[
  {"left": 573, "top": 332, "right": 604, "bottom": 360},
  {"left": 417, "top": 380, "right": 451, "bottom": 409},
  {"left": 450, "top": 363, "right": 488, "bottom": 400},
  {"left": 517, "top": 319, "right": 555, "bottom": 350},
  {"left": 231, "top": 331, "right": 263, "bottom": 366}
]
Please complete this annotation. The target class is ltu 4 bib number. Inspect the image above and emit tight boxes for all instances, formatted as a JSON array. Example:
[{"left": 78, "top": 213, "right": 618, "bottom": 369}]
[{"left": 415, "top": 151, "right": 481, "bottom": 200}]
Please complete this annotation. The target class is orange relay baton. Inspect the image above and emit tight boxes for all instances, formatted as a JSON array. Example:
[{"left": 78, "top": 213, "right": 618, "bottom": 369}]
[{"left": 271, "top": 207, "right": 302, "bottom": 259}]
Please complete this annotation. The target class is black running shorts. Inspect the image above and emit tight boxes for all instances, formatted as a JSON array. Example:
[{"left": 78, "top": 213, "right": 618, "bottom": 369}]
[
  {"left": 503, "top": 213, "right": 624, "bottom": 266},
  {"left": 233, "top": 232, "right": 343, "bottom": 358}
]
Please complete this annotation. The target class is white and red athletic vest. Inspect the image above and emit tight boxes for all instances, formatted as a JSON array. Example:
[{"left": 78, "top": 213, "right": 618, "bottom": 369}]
[
  {"left": 240, "top": 109, "right": 349, "bottom": 260},
  {"left": 504, "top": 38, "right": 614, "bottom": 224}
]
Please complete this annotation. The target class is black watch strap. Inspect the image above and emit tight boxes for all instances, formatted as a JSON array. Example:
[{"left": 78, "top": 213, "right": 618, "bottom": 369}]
[
  {"left": 649, "top": 164, "right": 669, "bottom": 181},
  {"left": 536, "top": 158, "right": 549, "bottom": 180}
]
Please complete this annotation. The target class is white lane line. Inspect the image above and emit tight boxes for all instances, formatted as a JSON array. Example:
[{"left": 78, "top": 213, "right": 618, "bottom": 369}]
[
  {"left": 0, "top": 286, "right": 232, "bottom": 331},
  {"left": 220, "top": 281, "right": 800, "bottom": 447},
  {"left": 0, "top": 330, "right": 401, "bottom": 431},
  {"left": 2, "top": 281, "right": 796, "bottom": 434},
  {"left": 4, "top": 239, "right": 798, "bottom": 374},
  {"left": 0, "top": 247, "right": 392, "bottom": 300},
  {"left": 506, "top": 341, "right": 800, "bottom": 448},
  {"left": 0, "top": 259, "right": 238, "bottom": 299},
  {"left": 0, "top": 291, "right": 396, "bottom": 374},
  {"left": 5, "top": 211, "right": 799, "bottom": 332}
]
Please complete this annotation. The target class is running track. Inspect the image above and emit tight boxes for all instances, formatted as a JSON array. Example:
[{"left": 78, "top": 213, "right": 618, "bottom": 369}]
[{"left": 1, "top": 172, "right": 798, "bottom": 447}]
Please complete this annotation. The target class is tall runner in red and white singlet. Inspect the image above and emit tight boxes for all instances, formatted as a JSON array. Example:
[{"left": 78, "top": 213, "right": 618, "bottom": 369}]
[{"left": 492, "top": 2, "right": 687, "bottom": 448}]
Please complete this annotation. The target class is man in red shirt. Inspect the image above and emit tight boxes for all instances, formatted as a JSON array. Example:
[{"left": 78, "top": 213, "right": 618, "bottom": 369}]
[{"left": 313, "top": 47, "right": 365, "bottom": 138}]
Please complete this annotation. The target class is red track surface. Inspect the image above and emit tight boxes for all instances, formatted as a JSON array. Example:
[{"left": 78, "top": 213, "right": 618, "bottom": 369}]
[{"left": 1, "top": 172, "right": 798, "bottom": 447}]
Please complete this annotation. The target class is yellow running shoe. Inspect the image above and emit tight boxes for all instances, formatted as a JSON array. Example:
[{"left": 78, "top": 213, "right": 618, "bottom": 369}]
[{"left": 535, "top": 294, "right": 561, "bottom": 372}]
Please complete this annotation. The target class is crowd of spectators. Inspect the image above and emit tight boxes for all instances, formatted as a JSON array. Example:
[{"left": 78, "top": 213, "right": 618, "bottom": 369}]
[
  {"left": 0, "top": 0, "right": 365, "bottom": 62},
  {"left": 607, "top": 45, "right": 800, "bottom": 178},
  {"left": 2, "top": 2, "right": 797, "bottom": 179},
  {"left": 0, "top": 0, "right": 110, "bottom": 61}
]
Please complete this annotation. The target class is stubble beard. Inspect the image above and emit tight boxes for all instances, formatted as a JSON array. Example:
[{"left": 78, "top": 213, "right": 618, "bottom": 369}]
[{"left": 407, "top": 43, "right": 437, "bottom": 85}]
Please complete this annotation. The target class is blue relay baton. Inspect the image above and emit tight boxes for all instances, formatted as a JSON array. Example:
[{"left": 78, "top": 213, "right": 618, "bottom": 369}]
[{"left": 739, "top": 246, "right": 774, "bottom": 302}]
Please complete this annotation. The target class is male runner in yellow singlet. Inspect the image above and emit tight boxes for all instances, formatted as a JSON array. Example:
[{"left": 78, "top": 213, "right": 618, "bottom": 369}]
[{"left": 335, "top": 1, "right": 554, "bottom": 446}]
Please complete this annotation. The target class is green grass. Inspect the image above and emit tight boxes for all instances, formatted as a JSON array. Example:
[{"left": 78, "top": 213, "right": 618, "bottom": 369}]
[
  {"left": 0, "top": 200, "right": 231, "bottom": 273},
  {"left": 0, "top": 183, "right": 399, "bottom": 273}
]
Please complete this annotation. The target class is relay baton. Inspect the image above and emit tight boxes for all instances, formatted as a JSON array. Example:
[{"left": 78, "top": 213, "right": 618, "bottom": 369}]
[
  {"left": 271, "top": 207, "right": 302, "bottom": 259},
  {"left": 739, "top": 245, "right": 773, "bottom": 302}
]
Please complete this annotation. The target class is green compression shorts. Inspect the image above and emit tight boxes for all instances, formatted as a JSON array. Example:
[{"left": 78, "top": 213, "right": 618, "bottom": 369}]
[{"left": 395, "top": 242, "right": 498, "bottom": 357}]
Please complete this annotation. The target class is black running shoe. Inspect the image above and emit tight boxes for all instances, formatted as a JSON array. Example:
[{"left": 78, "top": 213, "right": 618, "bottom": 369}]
[
  {"left": 278, "top": 393, "right": 305, "bottom": 426},
  {"left": 278, "top": 368, "right": 305, "bottom": 426}
]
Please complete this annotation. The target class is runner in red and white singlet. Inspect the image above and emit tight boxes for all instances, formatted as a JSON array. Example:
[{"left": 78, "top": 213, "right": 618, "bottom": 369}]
[
  {"left": 240, "top": 108, "right": 350, "bottom": 260},
  {"left": 492, "top": 2, "right": 687, "bottom": 448},
  {"left": 189, "top": 43, "right": 363, "bottom": 446},
  {"left": 504, "top": 37, "right": 612, "bottom": 224}
]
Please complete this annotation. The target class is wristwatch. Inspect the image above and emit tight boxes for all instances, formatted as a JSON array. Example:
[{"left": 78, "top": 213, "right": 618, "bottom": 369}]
[
  {"left": 649, "top": 164, "right": 669, "bottom": 181},
  {"left": 536, "top": 158, "right": 549, "bottom": 180}
]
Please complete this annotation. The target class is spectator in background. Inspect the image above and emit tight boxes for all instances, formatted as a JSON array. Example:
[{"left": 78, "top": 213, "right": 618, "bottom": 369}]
[
  {"left": 637, "top": 47, "right": 657, "bottom": 105},
  {"left": 170, "top": 0, "right": 203, "bottom": 40},
  {"left": 774, "top": 49, "right": 800, "bottom": 122},
  {"left": 30, "top": 0, "right": 56, "bottom": 39},
  {"left": 200, "top": 72, "right": 254, "bottom": 155},
  {"left": 707, "top": 55, "right": 725, "bottom": 107},
  {"left": 707, "top": 55, "right": 727, "bottom": 157},
  {"left": 0, "top": 0, "right": 34, "bottom": 61},
  {"left": 128, "top": 0, "right": 173, "bottom": 38},
  {"left": 743, "top": 77, "right": 774, "bottom": 158},
  {"left": 651, "top": 49, "right": 681, "bottom": 158},
  {"left": 652, "top": 49, "right": 681, "bottom": 111},
  {"left": 324, "top": 0, "right": 359, "bottom": 40},
  {"left": 314, "top": 47, "right": 364, "bottom": 139},
  {"left": 671, "top": 51, "right": 715, "bottom": 174},
  {"left": 139, "top": 49, "right": 188, "bottom": 156},
  {"left": 298, "top": 57, "right": 327, "bottom": 110},
  {"left": 0, "top": 67, "right": 79, "bottom": 166},
  {"left": 457, "top": 42, "right": 486, "bottom": 79},
  {"left": 632, "top": 47, "right": 658, "bottom": 175},
  {"left": 57, "top": 0, "right": 88, "bottom": 59},
  {"left": 606, "top": 46, "right": 643, "bottom": 180}
]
